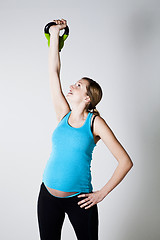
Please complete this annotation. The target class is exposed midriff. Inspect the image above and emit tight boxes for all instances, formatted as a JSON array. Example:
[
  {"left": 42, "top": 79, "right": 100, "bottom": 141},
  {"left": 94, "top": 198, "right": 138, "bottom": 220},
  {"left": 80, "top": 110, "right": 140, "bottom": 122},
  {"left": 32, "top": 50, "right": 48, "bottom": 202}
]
[{"left": 45, "top": 186, "right": 79, "bottom": 197}]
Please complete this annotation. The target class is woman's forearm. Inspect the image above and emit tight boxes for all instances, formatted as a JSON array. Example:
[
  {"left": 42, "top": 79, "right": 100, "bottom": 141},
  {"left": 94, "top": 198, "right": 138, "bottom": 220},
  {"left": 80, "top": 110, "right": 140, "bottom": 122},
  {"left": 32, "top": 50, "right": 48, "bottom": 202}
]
[
  {"left": 49, "top": 29, "right": 61, "bottom": 74},
  {"left": 100, "top": 160, "right": 133, "bottom": 198}
]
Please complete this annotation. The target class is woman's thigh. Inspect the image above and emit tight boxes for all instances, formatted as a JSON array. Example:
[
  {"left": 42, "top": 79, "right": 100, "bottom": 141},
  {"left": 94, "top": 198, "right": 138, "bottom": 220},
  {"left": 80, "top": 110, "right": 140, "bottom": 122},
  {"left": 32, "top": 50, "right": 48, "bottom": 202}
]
[
  {"left": 65, "top": 194, "right": 99, "bottom": 240},
  {"left": 37, "top": 183, "right": 65, "bottom": 240}
]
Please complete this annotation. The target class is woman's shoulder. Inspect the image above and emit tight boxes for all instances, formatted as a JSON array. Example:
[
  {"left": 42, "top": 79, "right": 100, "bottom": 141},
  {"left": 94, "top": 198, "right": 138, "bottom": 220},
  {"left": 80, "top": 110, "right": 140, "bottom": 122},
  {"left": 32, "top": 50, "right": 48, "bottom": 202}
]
[{"left": 91, "top": 114, "right": 110, "bottom": 138}]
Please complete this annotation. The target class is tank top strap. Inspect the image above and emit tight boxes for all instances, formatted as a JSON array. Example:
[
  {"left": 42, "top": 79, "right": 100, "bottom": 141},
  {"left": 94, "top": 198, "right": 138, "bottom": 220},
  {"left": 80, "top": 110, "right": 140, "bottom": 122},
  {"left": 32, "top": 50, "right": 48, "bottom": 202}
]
[{"left": 62, "top": 111, "right": 71, "bottom": 123}]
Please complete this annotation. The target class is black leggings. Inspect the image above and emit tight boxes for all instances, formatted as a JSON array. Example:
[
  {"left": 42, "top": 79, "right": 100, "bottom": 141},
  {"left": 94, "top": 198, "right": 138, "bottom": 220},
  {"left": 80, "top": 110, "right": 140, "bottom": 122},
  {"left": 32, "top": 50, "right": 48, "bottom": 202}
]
[{"left": 37, "top": 182, "right": 99, "bottom": 240}]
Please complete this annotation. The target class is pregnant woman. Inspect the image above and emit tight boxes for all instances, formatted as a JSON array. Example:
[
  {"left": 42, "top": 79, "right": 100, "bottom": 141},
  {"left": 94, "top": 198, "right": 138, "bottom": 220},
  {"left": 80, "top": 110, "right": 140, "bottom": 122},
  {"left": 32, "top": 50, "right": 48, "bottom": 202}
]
[{"left": 37, "top": 19, "right": 133, "bottom": 240}]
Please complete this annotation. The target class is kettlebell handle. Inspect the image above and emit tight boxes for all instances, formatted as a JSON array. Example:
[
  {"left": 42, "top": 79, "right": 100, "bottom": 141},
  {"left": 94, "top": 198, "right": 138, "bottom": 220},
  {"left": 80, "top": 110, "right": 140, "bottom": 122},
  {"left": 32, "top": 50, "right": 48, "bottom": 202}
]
[{"left": 44, "top": 21, "right": 69, "bottom": 51}]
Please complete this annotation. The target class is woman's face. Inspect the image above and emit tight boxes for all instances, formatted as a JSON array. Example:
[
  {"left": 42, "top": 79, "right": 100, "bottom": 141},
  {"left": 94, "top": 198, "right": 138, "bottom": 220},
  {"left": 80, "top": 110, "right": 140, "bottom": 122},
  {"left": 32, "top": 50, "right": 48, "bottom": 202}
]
[{"left": 66, "top": 79, "right": 90, "bottom": 105}]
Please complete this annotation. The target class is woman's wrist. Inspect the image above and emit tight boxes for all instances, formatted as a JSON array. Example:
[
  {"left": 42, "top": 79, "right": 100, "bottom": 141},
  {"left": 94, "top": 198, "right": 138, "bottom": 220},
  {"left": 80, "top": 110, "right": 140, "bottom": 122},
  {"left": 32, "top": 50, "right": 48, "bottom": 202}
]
[{"left": 49, "top": 27, "right": 60, "bottom": 36}]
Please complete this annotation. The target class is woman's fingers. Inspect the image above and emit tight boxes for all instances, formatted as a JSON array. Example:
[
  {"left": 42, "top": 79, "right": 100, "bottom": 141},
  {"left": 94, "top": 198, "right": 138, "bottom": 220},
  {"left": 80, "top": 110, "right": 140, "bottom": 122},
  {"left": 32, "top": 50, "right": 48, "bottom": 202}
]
[
  {"left": 50, "top": 19, "right": 67, "bottom": 32},
  {"left": 52, "top": 19, "right": 67, "bottom": 25}
]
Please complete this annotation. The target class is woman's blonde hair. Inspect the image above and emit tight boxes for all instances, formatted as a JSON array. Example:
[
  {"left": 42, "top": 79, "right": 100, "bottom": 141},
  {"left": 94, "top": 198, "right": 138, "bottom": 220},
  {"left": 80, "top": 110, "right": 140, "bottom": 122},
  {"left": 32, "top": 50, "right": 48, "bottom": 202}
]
[{"left": 82, "top": 77, "right": 103, "bottom": 117}]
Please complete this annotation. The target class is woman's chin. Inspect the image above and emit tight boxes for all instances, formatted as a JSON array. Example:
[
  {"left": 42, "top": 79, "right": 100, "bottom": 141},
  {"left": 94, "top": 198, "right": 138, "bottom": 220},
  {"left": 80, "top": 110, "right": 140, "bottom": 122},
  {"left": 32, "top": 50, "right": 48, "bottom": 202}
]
[
  {"left": 66, "top": 93, "right": 73, "bottom": 97},
  {"left": 66, "top": 94, "right": 71, "bottom": 102}
]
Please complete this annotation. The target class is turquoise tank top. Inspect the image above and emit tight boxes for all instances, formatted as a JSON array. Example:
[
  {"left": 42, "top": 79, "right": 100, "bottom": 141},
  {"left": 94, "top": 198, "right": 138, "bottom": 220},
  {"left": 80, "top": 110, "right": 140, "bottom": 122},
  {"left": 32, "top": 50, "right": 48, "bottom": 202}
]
[{"left": 42, "top": 110, "right": 96, "bottom": 195}]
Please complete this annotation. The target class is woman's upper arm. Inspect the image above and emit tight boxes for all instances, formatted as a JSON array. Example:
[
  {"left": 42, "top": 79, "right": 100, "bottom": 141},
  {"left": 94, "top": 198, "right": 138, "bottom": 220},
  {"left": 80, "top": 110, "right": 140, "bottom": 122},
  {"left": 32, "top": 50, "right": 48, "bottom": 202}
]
[
  {"left": 94, "top": 116, "right": 133, "bottom": 165},
  {"left": 49, "top": 72, "right": 71, "bottom": 121}
]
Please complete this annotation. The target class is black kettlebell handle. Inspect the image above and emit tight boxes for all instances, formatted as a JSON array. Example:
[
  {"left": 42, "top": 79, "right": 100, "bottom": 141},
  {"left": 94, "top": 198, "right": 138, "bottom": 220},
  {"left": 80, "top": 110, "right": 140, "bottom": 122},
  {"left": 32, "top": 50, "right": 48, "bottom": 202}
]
[{"left": 44, "top": 21, "right": 69, "bottom": 36}]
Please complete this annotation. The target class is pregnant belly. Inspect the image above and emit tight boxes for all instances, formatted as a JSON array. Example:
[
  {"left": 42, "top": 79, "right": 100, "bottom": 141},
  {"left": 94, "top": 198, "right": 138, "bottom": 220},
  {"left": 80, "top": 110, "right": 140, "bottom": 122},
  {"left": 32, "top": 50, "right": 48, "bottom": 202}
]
[{"left": 46, "top": 186, "right": 79, "bottom": 197}]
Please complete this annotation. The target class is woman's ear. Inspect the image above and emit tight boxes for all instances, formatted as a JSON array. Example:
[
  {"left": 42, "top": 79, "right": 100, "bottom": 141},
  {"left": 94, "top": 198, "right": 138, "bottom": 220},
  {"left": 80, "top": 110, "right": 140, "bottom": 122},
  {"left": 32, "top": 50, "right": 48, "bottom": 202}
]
[{"left": 85, "top": 96, "right": 91, "bottom": 104}]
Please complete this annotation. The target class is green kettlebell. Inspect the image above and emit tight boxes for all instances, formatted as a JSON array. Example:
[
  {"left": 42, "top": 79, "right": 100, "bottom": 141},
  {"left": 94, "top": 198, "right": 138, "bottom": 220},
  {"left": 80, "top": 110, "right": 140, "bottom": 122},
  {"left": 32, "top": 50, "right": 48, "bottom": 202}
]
[{"left": 44, "top": 21, "right": 69, "bottom": 51}]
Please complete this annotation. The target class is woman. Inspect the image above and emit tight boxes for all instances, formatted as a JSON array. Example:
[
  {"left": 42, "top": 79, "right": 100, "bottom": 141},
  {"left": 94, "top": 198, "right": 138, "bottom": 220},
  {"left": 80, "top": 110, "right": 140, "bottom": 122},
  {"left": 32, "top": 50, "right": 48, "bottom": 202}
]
[{"left": 37, "top": 19, "right": 133, "bottom": 240}]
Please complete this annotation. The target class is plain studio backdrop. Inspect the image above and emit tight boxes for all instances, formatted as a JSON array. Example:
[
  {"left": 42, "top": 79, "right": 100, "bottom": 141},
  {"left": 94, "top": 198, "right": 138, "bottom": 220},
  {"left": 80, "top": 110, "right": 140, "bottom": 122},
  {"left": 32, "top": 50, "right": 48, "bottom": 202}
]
[{"left": 0, "top": 0, "right": 160, "bottom": 239}]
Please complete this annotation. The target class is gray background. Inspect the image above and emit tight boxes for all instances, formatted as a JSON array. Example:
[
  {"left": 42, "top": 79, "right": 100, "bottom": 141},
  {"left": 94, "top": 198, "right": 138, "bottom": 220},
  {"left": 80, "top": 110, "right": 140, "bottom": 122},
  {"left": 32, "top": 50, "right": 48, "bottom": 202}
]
[{"left": 0, "top": 0, "right": 160, "bottom": 239}]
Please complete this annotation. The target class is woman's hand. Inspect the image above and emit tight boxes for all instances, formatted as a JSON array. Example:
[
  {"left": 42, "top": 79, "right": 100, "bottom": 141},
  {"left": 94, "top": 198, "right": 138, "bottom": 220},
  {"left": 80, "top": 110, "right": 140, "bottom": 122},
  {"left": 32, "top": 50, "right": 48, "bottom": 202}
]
[
  {"left": 77, "top": 190, "right": 106, "bottom": 209},
  {"left": 49, "top": 19, "right": 67, "bottom": 35}
]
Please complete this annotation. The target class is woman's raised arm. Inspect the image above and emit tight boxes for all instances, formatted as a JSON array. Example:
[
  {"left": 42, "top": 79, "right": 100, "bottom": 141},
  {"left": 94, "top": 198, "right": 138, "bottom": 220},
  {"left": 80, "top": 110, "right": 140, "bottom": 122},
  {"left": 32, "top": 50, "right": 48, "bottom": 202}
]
[{"left": 48, "top": 20, "right": 71, "bottom": 121}]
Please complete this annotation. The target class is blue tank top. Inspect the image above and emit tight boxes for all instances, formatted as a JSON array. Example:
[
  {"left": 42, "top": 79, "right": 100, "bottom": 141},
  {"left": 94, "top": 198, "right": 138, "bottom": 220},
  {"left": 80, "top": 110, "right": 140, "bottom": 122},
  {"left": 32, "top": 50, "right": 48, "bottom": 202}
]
[{"left": 42, "top": 110, "right": 96, "bottom": 193}]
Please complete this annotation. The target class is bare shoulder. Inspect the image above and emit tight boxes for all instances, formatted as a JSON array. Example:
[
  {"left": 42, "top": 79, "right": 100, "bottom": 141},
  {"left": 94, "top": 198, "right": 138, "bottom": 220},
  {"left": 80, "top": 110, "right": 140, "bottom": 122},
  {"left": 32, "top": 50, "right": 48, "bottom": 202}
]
[
  {"left": 93, "top": 114, "right": 133, "bottom": 165},
  {"left": 93, "top": 115, "right": 113, "bottom": 138}
]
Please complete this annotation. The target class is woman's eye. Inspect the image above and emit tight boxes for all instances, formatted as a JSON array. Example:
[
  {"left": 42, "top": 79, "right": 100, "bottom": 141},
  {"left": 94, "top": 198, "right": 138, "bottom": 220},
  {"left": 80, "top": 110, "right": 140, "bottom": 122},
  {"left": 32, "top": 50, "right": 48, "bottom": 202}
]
[{"left": 75, "top": 83, "right": 81, "bottom": 87}]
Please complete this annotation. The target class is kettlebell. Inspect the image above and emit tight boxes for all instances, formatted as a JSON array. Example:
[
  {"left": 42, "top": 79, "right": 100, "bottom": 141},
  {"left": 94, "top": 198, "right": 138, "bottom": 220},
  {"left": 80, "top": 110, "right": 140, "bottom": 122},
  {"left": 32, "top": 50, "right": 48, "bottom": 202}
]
[{"left": 44, "top": 21, "right": 69, "bottom": 51}]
